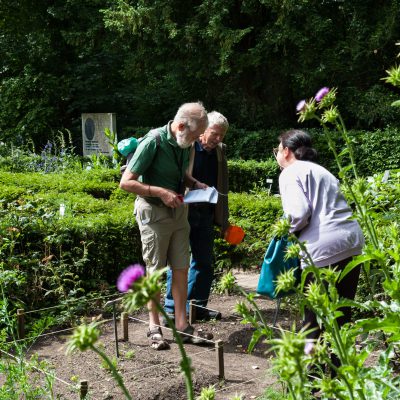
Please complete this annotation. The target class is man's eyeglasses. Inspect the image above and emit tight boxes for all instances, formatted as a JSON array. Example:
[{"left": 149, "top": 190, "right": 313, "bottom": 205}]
[{"left": 273, "top": 147, "right": 279, "bottom": 158}]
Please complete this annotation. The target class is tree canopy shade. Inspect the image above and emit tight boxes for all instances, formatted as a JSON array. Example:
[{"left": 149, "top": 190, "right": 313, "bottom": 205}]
[{"left": 1, "top": 0, "right": 400, "bottom": 147}]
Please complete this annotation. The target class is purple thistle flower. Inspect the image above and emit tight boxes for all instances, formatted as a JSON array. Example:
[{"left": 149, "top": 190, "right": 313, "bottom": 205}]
[
  {"left": 117, "top": 264, "right": 145, "bottom": 292},
  {"left": 315, "top": 87, "right": 330, "bottom": 102},
  {"left": 296, "top": 99, "right": 306, "bottom": 112}
]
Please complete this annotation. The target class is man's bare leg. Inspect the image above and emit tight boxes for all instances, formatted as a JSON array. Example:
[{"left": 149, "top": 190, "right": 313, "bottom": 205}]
[
  {"left": 148, "top": 291, "right": 161, "bottom": 329},
  {"left": 172, "top": 268, "right": 189, "bottom": 331},
  {"left": 147, "top": 291, "right": 170, "bottom": 349}
]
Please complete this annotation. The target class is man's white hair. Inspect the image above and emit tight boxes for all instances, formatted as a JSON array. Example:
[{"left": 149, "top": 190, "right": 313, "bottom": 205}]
[
  {"left": 173, "top": 101, "right": 208, "bottom": 132},
  {"left": 207, "top": 111, "right": 229, "bottom": 134}
]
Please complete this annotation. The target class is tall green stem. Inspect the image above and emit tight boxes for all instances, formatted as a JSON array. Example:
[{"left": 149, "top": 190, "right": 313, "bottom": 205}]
[
  {"left": 320, "top": 119, "right": 382, "bottom": 253},
  {"left": 156, "top": 304, "right": 194, "bottom": 400},
  {"left": 336, "top": 115, "right": 358, "bottom": 180},
  {"left": 312, "top": 312, "right": 357, "bottom": 400},
  {"left": 239, "top": 288, "right": 269, "bottom": 329},
  {"left": 333, "top": 116, "right": 381, "bottom": 249},
  {"left": 295, "top": 359, "right": 307, "bottom": 400},
  {"left": 329, "top": 320, "right": 348, "bottom": 364},
  {"left": 343, "top": 184, "right": 381, "bottom": 252},
  {"left": 91, "top": 345, "right": 132, "bottom": 400}
]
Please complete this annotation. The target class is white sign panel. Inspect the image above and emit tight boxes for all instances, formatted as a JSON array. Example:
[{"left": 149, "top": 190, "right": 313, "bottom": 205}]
[{"left": 81, "top": 113, "right": 116, "bottom": 156}]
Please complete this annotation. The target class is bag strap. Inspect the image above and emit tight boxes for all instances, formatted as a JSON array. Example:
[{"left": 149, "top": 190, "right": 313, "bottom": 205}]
[
  {"left": 120, "top": 129, "right": 162, "bottom": 174},
  {"left": 147, "top": 129, "right": 162, "bottom": 147}
]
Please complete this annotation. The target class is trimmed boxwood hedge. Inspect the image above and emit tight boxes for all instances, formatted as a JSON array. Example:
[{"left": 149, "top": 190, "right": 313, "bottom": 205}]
[
  {"left": 0, "top": 171, "right": 139, "bottom": 304},
  {"left": 7, "top": 167, "right": 400, "bottom": 312},
  {"left": 0, "top": 170, "right": 282, "bottom": 311}
]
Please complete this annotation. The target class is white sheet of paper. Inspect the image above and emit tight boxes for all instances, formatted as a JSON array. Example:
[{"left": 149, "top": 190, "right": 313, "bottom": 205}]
[{"left": 183, "top": 187, "right": 219, "bottom": 204}]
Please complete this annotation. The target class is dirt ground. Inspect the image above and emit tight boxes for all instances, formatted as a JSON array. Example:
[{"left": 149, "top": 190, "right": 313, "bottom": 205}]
[{"left": 26, "top": 280, "right": 298, "bottom": 400}]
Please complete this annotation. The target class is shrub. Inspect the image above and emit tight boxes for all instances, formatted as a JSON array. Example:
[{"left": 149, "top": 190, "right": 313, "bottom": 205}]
[
  {"left": 0, "top": 170, "right": 141, "bottom": 316},
  {"left": 353, "top": 128, "right": 400, "bottom": 175},
  {"left": 225, "top": 127, "right": 281, "bottom": 160},
  {"left": 228, "top": 159, "right": 279, "bottom": 193},
  {"left": 214, "top": 192, "right": 282, "bottom": 270},
  {"left": 224, "top": 126, "right": 400, "bottom": 178},
  {"left": 0, "top": 168, "right": 284, "bottom": 312}
]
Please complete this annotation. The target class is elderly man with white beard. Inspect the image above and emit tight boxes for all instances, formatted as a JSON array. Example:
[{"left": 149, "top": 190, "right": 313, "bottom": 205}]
[
  {"left": 163, "top": 111, "right": 229, "bottom": 323},
  {"left": 120, "top": 102, "right": 213, "bottom": 350}
]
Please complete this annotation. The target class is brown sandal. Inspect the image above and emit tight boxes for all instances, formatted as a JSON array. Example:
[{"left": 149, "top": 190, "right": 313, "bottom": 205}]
[{"left": 147, "top": 326, "right": 170, "bottom": 350}]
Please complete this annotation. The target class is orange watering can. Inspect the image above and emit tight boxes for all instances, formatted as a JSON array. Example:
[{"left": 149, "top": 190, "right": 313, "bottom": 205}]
[{"left": 224, "top": 225, "right": 245, "bottom": 245}]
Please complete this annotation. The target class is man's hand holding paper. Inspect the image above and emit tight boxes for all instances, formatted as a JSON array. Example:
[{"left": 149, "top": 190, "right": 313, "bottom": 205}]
[{"left": 183, "top": 187, "right": 219, "bottom": 204}]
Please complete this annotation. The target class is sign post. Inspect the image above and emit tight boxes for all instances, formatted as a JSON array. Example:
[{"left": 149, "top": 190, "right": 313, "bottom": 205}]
[{"left": 81, "top": 113, "right": 116, "bottom": 156}]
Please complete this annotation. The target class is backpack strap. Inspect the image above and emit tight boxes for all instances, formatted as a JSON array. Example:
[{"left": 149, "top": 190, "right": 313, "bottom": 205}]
[
  {"left": 147, "top": 129, "right": 162, "bottom": 147},
  {"left": 120, "top": 129, "right": 162, "bottom": 174}
]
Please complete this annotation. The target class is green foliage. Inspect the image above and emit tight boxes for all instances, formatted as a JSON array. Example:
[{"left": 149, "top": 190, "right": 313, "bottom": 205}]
[
  {"left": 0, "top": 0, "right": 134, "bottom": 147},
  {"left": 256, "top": 388, "right": 288, "bottom": 400},
  {"left": 0, "top": 169, "right": 120, "bottom": 196},
  {"left": 215, "top": 271, "right": 237, "bottom": 295},
  {"left": 225, "top": 192, "right": 282, "bottom": 267},
  {"left": 104, "top": 128, "right": 123, "bottom": 166},
  {"left": 224, "top": 127, "right": 282, "bottom": 161},
  {"left": 0, "top": 281, "right": 56, "bottom": 399},
  {"left": 353, "top": 129, "right": 400, "bottom": 175},
  {"left": 197, "top": 385, "right": 216, "bottom": 400},
  {"left": 0, "top": 132, "right": 83, "bottom": 173},
  {"left": 0, "top": 169, "right": 140, "bottom": 319},
  {"left": 255, "top": 84, "right": 400, "bottom": 399},
  {"left": 225, "top": 126, "right": 400, "bottom": 179},
  {"left": 0, "top": 354, "right": 56, "bottom": 399},
  {"left": 213, "top": 191, "right": 282, "bottom": 274},
  {"left": 2, "top": 1, "right": 400, "bottom": 147},
  {"left": 235, "top": 292, "right": 273, "bottom": 353},
  {"left": 101, "top": 355, "right": 118, "bottom": 372},
  {"left": 124, "top": 349, "right": 135, "bottom": 360},
  {"left": 228, "top": 159, "right": 279, "bottom": 193}
]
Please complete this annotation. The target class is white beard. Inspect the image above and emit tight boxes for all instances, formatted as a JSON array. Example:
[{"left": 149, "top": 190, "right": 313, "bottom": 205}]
[{"left": 176, "top": 131, "right": 193, "bottom": 148}]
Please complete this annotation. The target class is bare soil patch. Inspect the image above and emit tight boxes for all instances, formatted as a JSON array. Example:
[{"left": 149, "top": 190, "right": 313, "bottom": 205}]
[{"left": 27, "top": 290, "right": 297, "bottom": 400}]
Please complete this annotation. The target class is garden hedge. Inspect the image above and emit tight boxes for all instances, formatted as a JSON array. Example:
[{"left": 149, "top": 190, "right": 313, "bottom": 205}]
[
  {"left": 224, "top": 126, "right": 400, "bottom": 178},
  {"left": 0, "top": 170, "right": 282, "bottom": 312},
  {"left": 2, "top": 136, "right": 399, "bottom": 313}
]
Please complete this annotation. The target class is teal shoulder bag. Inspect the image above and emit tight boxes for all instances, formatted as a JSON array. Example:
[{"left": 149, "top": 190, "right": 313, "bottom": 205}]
[{"left": 256, "top": 236, "right": 300, "bottom": 299}]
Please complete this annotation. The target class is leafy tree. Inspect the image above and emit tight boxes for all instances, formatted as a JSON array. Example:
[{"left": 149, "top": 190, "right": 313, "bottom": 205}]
[
  {"left": 1, "top": 0, "right": 400, "bottom": 147},
  {"left": 102, "top": 0, "right": 400, "bottom": 130},
  {"left": 0, "top": 1, "right": 133, "bottom": 148}
]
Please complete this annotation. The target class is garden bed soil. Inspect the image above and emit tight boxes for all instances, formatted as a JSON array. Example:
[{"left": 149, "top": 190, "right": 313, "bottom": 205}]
[{"left": 26, "top": 290, "right": 295, "bottom": 400}]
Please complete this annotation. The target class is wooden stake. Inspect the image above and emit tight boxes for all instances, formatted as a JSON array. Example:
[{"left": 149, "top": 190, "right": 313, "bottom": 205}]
[
  {"left": 189, "top": 300, "right": 196, "bottom": 325},
  {"left": 80, "top": 380, "right": 88, "bottom": 399},
  {"left": 215, "top": 340, "right": 225, "bottom": 380},
  {"left": 17, "top": 309, "right": 25, "bottom": 339},
  {"left": 112, "top": 302, "right": 119, "bottom": 358},
  {"left": 121, "top": 312, "right": 129, "bottom": 341}
]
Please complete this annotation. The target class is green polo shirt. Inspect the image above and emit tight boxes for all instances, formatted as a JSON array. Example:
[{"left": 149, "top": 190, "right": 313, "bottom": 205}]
[{"left": 127, "top": 122, "right": 189, "bottom": 194}]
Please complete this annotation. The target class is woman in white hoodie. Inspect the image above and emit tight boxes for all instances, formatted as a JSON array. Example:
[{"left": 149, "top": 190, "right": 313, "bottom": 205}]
[{"left": 274, "top": 129, "right": 364, "bottom": 358}]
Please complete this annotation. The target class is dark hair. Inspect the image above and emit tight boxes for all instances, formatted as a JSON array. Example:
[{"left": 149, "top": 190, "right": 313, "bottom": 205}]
[{"left": 279, "top": 129, "right": 317, "bottom": 162}]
